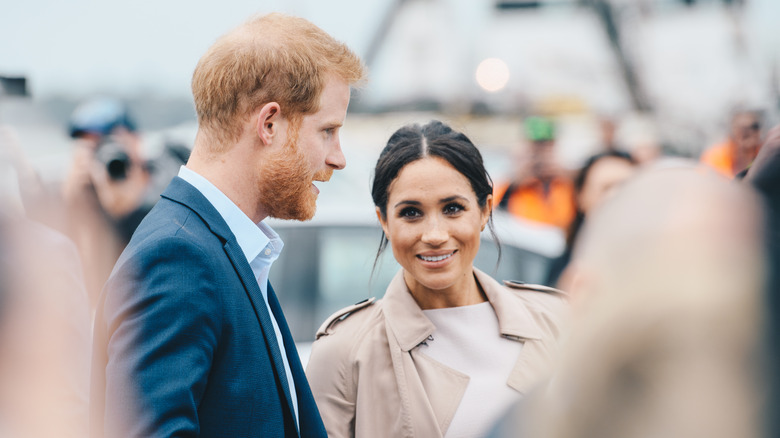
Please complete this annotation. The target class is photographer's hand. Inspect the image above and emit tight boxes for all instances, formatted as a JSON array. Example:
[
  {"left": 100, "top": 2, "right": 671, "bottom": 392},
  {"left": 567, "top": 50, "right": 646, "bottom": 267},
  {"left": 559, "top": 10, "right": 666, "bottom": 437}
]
[
  {"left": 63, "top": 136, "right": 150, "bottom": 220},
  {"left": 90, "top": 151, "right": 149, "bottom": 219},
  {"left": 62, "top": 139, "right": 100, "bottom": 212}
]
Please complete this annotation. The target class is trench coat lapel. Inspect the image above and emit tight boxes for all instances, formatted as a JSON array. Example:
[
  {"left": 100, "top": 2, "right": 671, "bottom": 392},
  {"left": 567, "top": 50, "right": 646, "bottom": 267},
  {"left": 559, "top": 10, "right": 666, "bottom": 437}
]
[
  {"left": 382, "top": 271, "right": 469, "bottom": 436},
  {"left": 382, "top": 271, "right": 435, "bottom": 352},
  {"left": 475, "top": 269, "right": 553, "bottom": 394},
  {"left": 475, "top": 269, "right": 543, "bottom": 340},
  {"left": 381, "top": 268, "right": 556, "bottom": 435}
]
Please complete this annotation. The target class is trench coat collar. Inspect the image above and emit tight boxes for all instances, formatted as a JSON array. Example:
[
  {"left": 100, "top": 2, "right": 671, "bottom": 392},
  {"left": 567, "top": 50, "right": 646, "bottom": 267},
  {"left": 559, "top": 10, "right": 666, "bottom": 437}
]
[
  {"left": 474, "top": 269, "right": 543, "bottom": 341},
  {"left": 383, "top": 268, "right": 542, "bottom": 352}
]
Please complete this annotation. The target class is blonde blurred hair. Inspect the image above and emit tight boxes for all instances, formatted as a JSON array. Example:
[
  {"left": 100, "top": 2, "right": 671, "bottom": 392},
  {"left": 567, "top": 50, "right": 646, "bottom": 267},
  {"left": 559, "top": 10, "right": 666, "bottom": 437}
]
[
  {"left": 191, "top": 13, "right": 366, "bottom": 149},
  {"left": 532, "top": 166, "right": 767, "bottom": 438}
]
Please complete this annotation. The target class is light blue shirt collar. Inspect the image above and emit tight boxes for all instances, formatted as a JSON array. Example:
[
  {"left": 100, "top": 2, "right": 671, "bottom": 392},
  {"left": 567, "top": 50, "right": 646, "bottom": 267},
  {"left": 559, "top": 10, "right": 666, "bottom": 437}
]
[{"left": 177, "top": 166, "right": 283, "bottom": 268}]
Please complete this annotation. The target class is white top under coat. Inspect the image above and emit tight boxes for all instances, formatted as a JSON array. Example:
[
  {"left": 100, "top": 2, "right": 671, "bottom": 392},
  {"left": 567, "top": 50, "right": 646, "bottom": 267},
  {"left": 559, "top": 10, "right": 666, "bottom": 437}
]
[{"left": 421, "top": 301, "right": 523, "bottom": 438}]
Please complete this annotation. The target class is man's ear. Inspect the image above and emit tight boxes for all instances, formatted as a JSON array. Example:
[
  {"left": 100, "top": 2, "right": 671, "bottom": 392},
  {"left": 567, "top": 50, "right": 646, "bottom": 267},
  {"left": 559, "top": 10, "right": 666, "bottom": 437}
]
[{"left": 256, "top": 102, "right": 282, "bottom": 146}]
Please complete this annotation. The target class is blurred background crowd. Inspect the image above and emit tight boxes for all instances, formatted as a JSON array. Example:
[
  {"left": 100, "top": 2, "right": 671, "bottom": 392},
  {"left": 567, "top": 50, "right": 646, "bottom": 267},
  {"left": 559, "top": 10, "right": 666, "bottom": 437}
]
[{"left": 1, "top": 0, "right": 779, "bottom": 436}]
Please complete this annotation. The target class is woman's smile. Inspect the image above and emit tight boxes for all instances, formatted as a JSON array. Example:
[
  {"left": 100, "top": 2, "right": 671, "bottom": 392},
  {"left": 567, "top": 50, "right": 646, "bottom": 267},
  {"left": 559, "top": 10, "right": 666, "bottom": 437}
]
[{"left": 417, "top": 250, "right": 457, "bottom": 263}]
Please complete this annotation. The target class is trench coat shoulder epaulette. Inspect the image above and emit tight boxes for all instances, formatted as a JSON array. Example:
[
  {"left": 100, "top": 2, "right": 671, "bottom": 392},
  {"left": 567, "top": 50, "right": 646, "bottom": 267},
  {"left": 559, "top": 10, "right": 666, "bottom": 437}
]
[
  {"left": 315, "top": 297, "right": 377, "bottom": 339},
  {"left": 503, "top": 280, "right": 568, "bottom": 333},
  {"left": 503, "top": 280, "right": 568, "bottom": 296}
]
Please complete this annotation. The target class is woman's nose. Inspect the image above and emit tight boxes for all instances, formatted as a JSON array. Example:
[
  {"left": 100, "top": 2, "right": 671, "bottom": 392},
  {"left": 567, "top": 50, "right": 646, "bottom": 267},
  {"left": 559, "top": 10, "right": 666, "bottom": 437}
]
[{"left": 421, "top": 219, "right": 448, "bottom": 245}]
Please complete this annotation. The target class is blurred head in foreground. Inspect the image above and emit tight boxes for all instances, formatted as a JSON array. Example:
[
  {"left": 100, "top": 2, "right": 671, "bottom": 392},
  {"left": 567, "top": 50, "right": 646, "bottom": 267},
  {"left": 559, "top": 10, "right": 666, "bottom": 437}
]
[
  {"left": 0, "top": 214, "right": 91, "bottom": 437},
  {"left": 531, "top": 165, "right": 767, "bottom": 438}
]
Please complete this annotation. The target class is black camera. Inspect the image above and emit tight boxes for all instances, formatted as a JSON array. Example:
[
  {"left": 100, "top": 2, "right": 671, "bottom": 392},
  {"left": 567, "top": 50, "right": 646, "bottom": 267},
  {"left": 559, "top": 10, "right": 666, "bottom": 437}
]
[{"left": 94, "top": 137, "right": 132, "bottom": 181}]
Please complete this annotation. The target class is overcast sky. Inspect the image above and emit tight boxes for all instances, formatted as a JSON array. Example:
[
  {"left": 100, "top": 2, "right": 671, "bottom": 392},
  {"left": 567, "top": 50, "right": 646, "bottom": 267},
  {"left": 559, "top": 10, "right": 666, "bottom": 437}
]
[
  {"left": 0, "top": 0, "right": 388, "bottom": 97},
  {"left": 1, "top": 0, "right": 778, "bottom": 115}
]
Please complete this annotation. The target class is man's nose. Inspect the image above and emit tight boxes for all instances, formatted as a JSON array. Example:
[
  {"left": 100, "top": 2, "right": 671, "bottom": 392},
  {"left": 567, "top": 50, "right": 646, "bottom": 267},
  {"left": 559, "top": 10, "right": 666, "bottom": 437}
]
[{"left": 326, "top": 140, "right": 346, "bottom": 170}]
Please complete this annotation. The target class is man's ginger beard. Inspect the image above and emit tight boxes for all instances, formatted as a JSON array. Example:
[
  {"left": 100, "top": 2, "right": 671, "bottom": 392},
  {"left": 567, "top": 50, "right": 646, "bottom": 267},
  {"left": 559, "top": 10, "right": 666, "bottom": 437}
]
[{"left": 259, "top": 123, "right": 333, "bottom": 221}]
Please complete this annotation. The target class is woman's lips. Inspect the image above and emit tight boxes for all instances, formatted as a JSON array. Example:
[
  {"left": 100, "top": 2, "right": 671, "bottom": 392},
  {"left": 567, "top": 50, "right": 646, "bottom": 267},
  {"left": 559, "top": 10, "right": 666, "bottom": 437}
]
[{"left": 417, "top": 251, "right": 456, "bottom": 263}]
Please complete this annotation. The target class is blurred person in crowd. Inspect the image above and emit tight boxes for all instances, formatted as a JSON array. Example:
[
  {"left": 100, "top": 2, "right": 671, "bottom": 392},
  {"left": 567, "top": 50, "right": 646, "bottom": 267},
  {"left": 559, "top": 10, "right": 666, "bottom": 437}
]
[
  {"left": 62, "top": 97, "right": 190, "bottom": 309},
  {"left": 618, "top": 115, "right": 662, "bottom": 165},
  {"left": 546, "top": 150, "right": 637, "bottom": 288},
  {"left": 306, "top": 121, "right": 566, "bottom": 438},
  {"left": 700, "top": 108, "right": 763, "bottom": 178},
  {"left": 0, "top": 138, "right": 91, "bottom": 437},
  {"left": 598, "top": 116, "right": 619, "bottom": 152},
  {"left": 90, "top": 13, "right": 365, "bottom": 438},
  {"left": 494, "top": 116, "right": 576, "bottom": 230},
  {"left": 494, "top": 165, "right": 766, "bottom": 438}
]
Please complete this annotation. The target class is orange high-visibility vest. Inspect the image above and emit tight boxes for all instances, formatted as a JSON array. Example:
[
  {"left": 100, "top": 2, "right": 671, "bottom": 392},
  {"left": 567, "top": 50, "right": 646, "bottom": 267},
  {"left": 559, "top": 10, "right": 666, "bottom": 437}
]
[
  {"left": 495, "top": 178, "right": 576, "bottom": 229},
  {"left": 700, "top": 140, "right": 736, "bottom": 178}
]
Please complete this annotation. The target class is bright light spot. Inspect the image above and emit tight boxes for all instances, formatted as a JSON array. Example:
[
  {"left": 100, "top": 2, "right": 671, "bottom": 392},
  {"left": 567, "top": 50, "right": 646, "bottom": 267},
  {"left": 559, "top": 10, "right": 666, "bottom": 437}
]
[{"left": 475, "top": 58, "right": 510, "bottom": 93}]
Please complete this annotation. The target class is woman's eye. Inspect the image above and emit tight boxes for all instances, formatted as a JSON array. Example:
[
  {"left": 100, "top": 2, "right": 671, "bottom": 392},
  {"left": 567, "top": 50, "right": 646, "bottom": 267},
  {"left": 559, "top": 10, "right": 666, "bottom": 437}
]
[
  {"left": 399, "top": 207, "right": 422, "bottom": 218},
  {"left": 444, "top": 203, "right": 465, "bottom": 215}
]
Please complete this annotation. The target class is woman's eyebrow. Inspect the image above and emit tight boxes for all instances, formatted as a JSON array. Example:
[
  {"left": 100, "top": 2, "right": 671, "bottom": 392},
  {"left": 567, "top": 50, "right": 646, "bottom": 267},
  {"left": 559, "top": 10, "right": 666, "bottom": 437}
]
[
  {"left": 393, "top": 200, "right": 421, "bottom": 208},
  {"left": 439, "top": 195, "right": 468, "bottom": 203}
]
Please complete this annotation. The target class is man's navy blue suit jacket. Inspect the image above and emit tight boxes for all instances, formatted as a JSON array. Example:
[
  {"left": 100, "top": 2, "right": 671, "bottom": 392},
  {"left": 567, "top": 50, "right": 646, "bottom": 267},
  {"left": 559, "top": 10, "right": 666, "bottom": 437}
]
[{"left": 90, "top": 177, "right": 327, "bottom": 437}]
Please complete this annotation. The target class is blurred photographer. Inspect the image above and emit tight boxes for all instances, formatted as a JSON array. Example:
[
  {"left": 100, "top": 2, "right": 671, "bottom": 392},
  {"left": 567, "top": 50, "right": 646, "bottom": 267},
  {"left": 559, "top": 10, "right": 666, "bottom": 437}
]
[
  {"left": 700, "top": 108, "right": 763, "bottom": 179},
  {"left": 62, "top": 97, "right": 187, "bottom": 309},
  {"left": 63, "top": 98, "right": 152, "bottom": 239}
]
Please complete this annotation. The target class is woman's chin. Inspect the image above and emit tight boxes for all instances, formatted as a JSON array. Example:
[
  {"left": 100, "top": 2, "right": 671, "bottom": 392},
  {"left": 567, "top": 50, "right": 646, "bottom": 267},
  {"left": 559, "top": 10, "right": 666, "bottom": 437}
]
[{"left": 404, "top": 270, "right": 460, "bottom": 294}]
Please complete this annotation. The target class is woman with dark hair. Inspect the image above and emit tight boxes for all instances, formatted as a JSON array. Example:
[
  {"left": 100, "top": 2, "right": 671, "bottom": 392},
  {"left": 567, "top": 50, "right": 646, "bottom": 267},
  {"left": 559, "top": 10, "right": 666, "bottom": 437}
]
[
  {"left": 306, "top": 121, "right": 565, "bottom": 438},
  {"left": 546, "top": 150, "right": 637, "bottom": 287}
]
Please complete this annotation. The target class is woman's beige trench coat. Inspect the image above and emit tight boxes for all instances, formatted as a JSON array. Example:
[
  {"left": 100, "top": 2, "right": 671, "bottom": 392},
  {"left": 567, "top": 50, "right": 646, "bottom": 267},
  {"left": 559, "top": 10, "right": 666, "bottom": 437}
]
[{"left": 306, "top": 268, "right": 566, "bottom": 438}]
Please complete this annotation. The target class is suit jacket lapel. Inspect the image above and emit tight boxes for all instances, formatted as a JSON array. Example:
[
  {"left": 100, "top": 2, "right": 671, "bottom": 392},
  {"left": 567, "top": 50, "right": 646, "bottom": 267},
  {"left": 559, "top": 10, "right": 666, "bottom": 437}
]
[
  {"left": 222, "top": 238, "right": 298, "bottom": 431},
  {"left": 161, "top": 177, "right": 235, "bottom": 242},
  {"left": 161, "top": 177, "right": 299, "bottom": 433},
  {"left": 268, "top": 283, "right": 327, "bottom": 438}
]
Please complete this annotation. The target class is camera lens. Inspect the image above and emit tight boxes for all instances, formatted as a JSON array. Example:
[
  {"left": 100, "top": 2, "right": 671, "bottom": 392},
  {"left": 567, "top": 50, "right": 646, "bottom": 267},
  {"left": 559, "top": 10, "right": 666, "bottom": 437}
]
[
  {"left": 94, "top": 138, "right": 131, "bottom": 181},
  {"left": 105, "top": 156, "right": 130, "bottom": 180}
]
